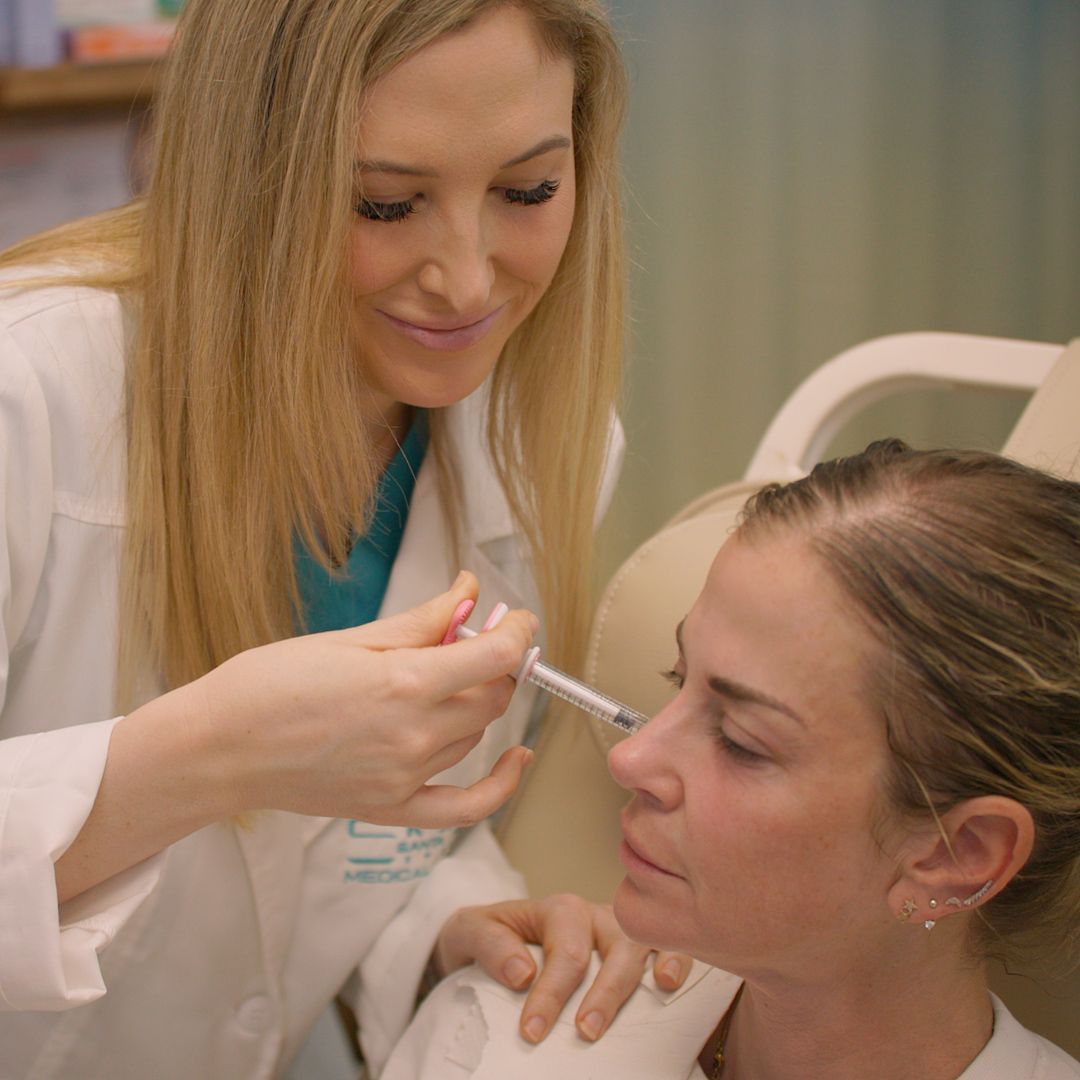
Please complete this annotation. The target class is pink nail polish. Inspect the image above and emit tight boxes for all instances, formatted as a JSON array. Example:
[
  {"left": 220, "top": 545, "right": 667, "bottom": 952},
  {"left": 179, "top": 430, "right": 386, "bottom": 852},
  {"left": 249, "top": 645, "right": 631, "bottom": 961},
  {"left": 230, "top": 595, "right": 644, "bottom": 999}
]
[
  {"left": 440, "top": 599, "right": 475, "bottom": 645},
  {"left": 481, "top": 602, "right": 509, "bottom": 631}
]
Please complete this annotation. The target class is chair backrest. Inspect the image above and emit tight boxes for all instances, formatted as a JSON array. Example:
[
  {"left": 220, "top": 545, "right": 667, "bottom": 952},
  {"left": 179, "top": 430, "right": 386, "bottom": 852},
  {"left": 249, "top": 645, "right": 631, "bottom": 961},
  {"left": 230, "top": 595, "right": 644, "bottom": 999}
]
[{"left": 497, "top": 332, "right": 1080, "bottom": 1057}]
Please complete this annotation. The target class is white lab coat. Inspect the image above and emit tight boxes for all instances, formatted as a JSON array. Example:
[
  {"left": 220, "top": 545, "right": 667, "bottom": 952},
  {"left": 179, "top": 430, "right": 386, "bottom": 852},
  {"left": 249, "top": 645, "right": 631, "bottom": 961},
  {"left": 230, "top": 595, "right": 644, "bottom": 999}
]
[
  {"left": 384, "top": 957, "right": 1080, "bottom": 1080},
  {"left": 0, "top": 269, "right": 623, "bottom": 1080}
]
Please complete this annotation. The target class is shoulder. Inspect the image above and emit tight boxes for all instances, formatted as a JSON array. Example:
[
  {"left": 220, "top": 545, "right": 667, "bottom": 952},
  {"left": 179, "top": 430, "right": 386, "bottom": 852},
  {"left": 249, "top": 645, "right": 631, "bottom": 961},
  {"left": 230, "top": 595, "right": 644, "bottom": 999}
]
[
  {"left": 0, "top": 265, "right": 128, "bottom": 360},
  {"left": 961, "top": 994, "right": 1080, "bottom": 1079},
  {"left": 382, "top": 954, "right": 732, "bottom": 1079},
  {"left": 0, "top": 266, "right": 129, "bottom": 522}
]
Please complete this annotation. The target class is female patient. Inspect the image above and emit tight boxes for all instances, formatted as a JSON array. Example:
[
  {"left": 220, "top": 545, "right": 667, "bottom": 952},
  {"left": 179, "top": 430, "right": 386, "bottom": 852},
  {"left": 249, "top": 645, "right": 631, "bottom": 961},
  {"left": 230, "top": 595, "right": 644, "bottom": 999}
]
[{"left": 385, "top": 440, "right": 1080, "bottom": 1079}]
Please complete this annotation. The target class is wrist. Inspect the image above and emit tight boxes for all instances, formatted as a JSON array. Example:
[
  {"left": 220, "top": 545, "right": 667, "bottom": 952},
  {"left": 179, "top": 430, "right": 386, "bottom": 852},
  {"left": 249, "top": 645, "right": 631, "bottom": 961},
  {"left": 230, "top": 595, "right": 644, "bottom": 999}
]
[{"left": 126, "top": 672, "right": 248, "bottom": 824}]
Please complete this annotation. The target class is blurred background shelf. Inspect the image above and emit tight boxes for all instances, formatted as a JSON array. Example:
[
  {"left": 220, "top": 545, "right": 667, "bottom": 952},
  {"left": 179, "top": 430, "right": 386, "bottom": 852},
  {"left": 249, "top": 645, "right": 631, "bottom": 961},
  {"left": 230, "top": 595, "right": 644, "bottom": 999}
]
[{"left": 0, "top": 62, "right": 160, "bottom": 112}]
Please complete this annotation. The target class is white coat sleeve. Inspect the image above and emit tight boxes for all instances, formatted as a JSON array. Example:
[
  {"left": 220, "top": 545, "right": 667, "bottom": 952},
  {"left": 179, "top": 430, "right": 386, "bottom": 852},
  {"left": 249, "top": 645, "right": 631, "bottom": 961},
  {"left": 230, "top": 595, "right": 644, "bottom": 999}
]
[
  {"left": 0, "top": 326, "right": 163, "bottom": 1011},
  {"left": 355, "top": 823, "right": 527, "bottom": 1077}
]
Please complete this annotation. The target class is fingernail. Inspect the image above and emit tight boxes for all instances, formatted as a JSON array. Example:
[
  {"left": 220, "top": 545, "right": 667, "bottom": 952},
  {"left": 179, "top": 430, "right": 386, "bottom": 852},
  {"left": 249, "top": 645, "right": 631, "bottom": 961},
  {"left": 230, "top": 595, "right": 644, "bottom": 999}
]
[
  {"left": 579, "top": 1010, "right": 605, "bottom": 1040},
  {"left": 440, "top": 599, "right": 475, "bottom": 645},
  {"left": 481, "top": 602, "right": 509, "bottom": 631},
  {"left": 524, "top": 1016, "right": 547, "bottom": 1043},
  {"left": 520, "top": 747, "right": 534, "bottom": 768},
  {"left": 503, "top": 956, "right": 532, "bottom": 988},
  {"left": 660, "top": 959, "right": 682, "bottom": 985}
]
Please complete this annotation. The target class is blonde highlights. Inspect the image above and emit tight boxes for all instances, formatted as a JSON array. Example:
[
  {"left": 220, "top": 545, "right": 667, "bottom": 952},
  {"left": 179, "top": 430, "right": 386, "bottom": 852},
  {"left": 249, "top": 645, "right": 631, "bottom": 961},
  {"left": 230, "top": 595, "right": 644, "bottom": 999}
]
[{"left": 1, "top": 0, "right": 627, "bottom": 703}]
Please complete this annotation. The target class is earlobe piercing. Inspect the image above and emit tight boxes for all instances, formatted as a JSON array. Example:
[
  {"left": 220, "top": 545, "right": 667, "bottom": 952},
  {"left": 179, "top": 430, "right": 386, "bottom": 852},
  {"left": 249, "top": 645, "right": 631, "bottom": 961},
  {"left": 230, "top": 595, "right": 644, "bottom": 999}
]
[
  {"left": 897, "top": 898, "right": 917, "bottom": 921},
  {"left": 928, "top": 898, "right": 938, "bottom": 909},
  {"left": 945, "top": 897, "right": 963, "bottom": 908},
  {"left": 924, "top": 920, "right": 936, "bottom": 930}
]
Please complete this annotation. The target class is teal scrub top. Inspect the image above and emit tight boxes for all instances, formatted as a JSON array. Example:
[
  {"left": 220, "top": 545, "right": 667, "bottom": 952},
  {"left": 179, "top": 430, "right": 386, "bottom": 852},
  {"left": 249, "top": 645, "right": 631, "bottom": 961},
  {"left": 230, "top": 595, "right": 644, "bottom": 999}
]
[{"left": 295, "top": 413, "right": 429, "bottom": 633}]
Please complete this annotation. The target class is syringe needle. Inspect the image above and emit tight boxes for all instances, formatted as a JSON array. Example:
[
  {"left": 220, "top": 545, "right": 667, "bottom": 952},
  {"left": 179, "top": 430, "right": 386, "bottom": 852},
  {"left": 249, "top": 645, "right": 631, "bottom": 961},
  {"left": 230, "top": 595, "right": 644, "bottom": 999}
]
[{"left": 454, "top": 624, "right": 646, "bottom": 734}]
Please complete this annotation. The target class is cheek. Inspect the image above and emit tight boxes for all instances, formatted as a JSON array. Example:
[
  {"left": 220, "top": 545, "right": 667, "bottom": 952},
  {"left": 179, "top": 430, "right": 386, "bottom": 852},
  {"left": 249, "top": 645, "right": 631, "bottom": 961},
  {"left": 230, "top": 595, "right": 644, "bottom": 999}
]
[
  {"left": 503, "top": 187, "right": 577, "bottom": 286},
  {"left": 347, "top": 229, "right": 412, "bottom": 298}
]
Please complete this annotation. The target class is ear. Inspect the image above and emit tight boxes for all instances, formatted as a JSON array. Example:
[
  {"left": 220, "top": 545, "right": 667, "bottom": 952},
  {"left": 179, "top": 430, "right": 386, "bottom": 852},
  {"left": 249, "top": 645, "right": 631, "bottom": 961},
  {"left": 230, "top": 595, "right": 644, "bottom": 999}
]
[{"left": 887, "top": 796, "right": 1034, "bottom": 921}]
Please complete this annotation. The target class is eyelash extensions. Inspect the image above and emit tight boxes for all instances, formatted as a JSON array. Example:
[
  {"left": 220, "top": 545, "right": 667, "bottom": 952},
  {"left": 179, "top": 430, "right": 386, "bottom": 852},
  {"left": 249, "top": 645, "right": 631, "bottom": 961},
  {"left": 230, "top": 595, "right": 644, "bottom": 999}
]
[
  {"left": 503, "top": 178, "right": 560, "bottom": 206},
  {"left": 354, "top": 178, "right": 561, "bottom": 222}
]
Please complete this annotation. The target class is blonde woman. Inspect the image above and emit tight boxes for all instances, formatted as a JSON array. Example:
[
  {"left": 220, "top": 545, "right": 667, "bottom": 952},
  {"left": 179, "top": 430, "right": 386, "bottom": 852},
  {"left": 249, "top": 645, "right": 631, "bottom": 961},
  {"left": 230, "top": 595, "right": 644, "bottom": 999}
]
[
  {"left": 0, "top": 2, "right": 686, "bottom": 1076},
  {"left": 387, "top": 442, "right": 1080, "bottom": 1079}
]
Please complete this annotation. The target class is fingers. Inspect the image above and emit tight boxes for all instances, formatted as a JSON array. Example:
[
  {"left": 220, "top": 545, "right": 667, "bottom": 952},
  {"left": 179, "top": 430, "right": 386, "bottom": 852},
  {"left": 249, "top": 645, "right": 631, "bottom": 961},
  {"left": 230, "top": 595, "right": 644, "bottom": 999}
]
[
  {"left": 424, "top": 608, "right": 538, "bottom": 695},
  {"left": 444, "top": 910, "right": 539, "bottom": 991},
  {"left": 516, "top": 894, "right": 597, "bottom": 1044},
  {"left": 375, "top": 745, "right": 533, "bottom": 830},
  {"left": 346, "top": 571, "right": 480, "bottom": 649},
  {"left": 652, "top": 950, "right": 692, "bottom": 991},
  {"left": 572, "top": 935, "right": 652, "bottom": 1041}
]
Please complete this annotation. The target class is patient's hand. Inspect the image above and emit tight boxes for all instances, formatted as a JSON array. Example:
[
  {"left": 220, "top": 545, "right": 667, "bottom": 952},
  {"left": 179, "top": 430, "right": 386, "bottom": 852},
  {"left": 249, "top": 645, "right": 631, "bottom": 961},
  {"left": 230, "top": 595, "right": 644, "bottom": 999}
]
[{"left": 433, "top": 895, "right": 692, "bottom": 1044}]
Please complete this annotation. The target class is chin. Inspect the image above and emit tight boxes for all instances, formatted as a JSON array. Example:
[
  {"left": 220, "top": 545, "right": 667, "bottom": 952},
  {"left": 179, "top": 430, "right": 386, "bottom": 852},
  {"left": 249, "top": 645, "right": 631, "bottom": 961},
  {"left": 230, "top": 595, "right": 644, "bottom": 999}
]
[{"left": 612, "top": 878, "right": 682, "bottom": 953}]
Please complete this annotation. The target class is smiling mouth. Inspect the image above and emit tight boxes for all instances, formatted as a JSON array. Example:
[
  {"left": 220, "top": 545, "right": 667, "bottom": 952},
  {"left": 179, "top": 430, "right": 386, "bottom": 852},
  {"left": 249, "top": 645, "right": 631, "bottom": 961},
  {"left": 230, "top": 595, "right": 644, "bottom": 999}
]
[{"left": 378, "top": 305, "right": 505, "bottom": 352}]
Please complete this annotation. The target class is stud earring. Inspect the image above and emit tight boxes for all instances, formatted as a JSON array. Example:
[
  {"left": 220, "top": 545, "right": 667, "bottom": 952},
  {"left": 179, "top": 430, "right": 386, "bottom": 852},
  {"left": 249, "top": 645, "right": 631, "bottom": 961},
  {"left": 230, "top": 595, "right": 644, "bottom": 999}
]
[
  {"left": 923, "top": 920, "right": 936, "bottom": 931},
  {"left": 962, "top": 880, "right": 994, "bottom": 907},
  {"left": 897, "top": 898, "right": 917, "bottom": 922},
  {"left": 945, "top": 897, "right": 963, "bottom": 908},
  {"left": 928, "top": 898, "right": 938, "bottom": 910}
]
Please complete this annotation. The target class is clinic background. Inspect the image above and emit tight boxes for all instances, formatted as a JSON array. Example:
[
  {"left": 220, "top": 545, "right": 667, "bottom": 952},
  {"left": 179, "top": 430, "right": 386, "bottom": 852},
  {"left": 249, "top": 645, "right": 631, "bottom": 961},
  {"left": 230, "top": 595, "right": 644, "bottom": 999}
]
[{"left": 1, "top": 0, "right": 1078, "bottom": 584}]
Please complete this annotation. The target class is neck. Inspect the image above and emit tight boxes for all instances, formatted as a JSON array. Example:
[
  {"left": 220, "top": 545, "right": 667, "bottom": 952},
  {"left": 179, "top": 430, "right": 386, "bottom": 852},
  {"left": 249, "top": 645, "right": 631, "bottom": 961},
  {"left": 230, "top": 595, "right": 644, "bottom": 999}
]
[
  {"left": 371, "top": 402, "right": 413, "bottom": 471},
  {"left": 707, "top": 940, "right": 994, "bottom": 1080}
]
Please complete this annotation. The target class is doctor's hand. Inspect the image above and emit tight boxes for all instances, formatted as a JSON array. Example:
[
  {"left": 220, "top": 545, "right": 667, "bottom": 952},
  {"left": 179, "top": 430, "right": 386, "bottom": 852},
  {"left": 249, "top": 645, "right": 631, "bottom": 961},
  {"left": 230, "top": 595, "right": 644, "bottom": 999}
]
[
  {"left": 433, "top": 895, "right": 692, "bottom": 1044},
  {"left": 196, "top": 571, "right": 537, "bottom": 828},
  {"left": 57, "top": 572, "right": 537, "bottom": 906}
]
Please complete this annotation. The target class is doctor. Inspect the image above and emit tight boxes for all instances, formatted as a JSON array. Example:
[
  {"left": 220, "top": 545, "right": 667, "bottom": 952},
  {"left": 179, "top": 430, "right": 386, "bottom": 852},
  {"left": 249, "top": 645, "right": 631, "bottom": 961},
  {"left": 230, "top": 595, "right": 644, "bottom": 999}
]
[{"left": 0, "top": 2, "right": 686, "bottom": 1077}]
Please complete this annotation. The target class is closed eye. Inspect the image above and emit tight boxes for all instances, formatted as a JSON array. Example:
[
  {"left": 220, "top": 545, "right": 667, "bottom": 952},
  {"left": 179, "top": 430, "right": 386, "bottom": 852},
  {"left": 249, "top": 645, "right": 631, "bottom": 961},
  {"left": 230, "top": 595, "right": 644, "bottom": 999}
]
[
  {"left": 663, "top": 667, "right": 768, "bottom": 765},
  {"left": 355, "top": 197, "right": 416, "bottom": 223},
  {"left": 504, "top": 178, "right": 560, "bottom": 206},
  {"left": 716, "top": 730, "right": 767, "bottom": 765}
]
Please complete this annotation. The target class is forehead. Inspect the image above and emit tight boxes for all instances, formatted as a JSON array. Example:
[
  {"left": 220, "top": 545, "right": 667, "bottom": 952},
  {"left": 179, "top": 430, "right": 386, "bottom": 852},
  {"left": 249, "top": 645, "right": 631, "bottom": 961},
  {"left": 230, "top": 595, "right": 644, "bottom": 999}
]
[
  {"left": 687, "top": 532, "right": 879, "bottom": 737},
  {"left": 358, "top": 6, "right": 575, "bottom": 166}
]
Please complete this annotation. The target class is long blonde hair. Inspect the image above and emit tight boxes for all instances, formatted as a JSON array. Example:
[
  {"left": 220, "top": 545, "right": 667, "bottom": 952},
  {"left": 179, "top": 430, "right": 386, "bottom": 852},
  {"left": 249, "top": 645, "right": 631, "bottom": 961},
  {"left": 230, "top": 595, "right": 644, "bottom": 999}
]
[{"left": 0, "top": 0, "right": 627, "bottom": 704}]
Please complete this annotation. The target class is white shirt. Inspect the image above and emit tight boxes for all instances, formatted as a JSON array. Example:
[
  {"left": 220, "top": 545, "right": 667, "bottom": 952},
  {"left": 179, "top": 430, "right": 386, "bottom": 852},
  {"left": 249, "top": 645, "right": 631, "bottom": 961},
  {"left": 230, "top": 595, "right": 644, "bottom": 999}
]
[
  {"left": 0, "top": 269, "right": 624, "bottom": 1080},
  {"left": 384, "top": 957, "right": 1080, "bottom": 1080}
]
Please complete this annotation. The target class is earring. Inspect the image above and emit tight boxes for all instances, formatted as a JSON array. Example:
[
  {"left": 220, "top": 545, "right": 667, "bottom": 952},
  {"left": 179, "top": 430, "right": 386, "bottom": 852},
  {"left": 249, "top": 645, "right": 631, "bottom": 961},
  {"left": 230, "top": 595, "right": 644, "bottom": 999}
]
[
  {"left": 945, "top": 897, "right": 963, "bottom": 908},
  {"left": 897, "top": 898, "right": 917, "bottom": 922},
  {"left": 962, "top": 880, "right": 994, "bottom": 907},
  {"left": 923, "top": 920, "right": 936, "bottom": 931},
  {"left": 928, "top": 898, "right": 938, "bottom": 910}
]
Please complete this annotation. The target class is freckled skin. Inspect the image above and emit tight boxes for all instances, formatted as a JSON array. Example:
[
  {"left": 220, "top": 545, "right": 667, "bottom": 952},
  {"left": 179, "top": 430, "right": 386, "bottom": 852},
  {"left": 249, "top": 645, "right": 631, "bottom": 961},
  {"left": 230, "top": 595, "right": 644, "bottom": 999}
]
[{"left": 609, "top": 532, "right": 903, "bottom": 984}]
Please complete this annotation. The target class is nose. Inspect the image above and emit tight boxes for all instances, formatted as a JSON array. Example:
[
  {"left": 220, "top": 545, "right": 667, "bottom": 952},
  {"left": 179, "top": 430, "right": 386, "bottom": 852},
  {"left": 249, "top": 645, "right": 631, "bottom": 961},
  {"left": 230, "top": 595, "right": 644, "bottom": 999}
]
[
  {"left": 416, "top": 208, "right": 494, "bottom": 316},
  {"left": 607, "top": 702, "right": 684, "bottom": 811}
]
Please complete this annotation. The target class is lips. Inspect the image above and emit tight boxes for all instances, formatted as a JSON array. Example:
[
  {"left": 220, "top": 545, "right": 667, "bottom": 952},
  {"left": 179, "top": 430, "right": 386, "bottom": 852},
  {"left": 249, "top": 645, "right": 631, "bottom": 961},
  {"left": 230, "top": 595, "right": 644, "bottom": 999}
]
[
  {"left": 378, "top": 304, "right": 506, "bottom": 352},
  {"left": 619, "top": 814, "right": 680, "bottom": 879}
]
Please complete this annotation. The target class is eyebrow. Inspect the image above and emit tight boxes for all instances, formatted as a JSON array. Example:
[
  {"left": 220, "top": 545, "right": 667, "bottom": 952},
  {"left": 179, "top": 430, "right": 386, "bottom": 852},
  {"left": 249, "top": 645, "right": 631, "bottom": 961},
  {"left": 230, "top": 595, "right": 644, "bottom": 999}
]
[
  {"left": 356, "top": 134, "right": 572, "bottom": 177},
  {"left": 674, "top": 619, "right": 807, "bottom": 728}
]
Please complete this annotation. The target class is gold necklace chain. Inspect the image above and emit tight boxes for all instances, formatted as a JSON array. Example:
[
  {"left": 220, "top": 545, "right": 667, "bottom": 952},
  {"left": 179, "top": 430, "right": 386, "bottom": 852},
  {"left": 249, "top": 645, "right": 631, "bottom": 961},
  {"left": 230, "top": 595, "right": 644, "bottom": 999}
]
[{"left": 709, "top": 983, "right": 746, "bottom": 1079}]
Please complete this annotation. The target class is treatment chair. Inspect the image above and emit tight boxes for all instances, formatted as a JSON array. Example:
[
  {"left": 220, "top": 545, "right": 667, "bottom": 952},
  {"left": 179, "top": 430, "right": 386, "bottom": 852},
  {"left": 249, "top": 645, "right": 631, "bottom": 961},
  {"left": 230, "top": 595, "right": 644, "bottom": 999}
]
[{"left": 498, "top": 331, "right": 1080, "bottom": 1059}]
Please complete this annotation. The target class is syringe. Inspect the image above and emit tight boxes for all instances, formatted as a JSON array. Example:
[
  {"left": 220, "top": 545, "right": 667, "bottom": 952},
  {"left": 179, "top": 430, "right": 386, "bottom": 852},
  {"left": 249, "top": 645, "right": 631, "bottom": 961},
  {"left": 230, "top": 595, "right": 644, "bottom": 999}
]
[{"left": 454, "top": 624, "right": 648, "bottom": 735}]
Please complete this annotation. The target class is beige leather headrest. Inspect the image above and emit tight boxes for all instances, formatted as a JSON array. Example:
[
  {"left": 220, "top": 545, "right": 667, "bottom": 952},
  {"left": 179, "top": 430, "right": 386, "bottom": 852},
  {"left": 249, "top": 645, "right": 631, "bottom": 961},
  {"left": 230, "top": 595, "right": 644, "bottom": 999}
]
[{"left": 585, "top": 480, "right": 771, "bottom": 753}]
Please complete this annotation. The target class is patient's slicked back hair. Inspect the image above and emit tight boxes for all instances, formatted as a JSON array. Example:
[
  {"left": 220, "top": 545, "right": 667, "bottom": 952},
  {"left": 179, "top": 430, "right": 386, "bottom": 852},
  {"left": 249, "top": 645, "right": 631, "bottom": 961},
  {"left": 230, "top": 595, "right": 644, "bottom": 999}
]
[{"left": 739, "top": 439, "right": 1080, "bottom": 969}]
